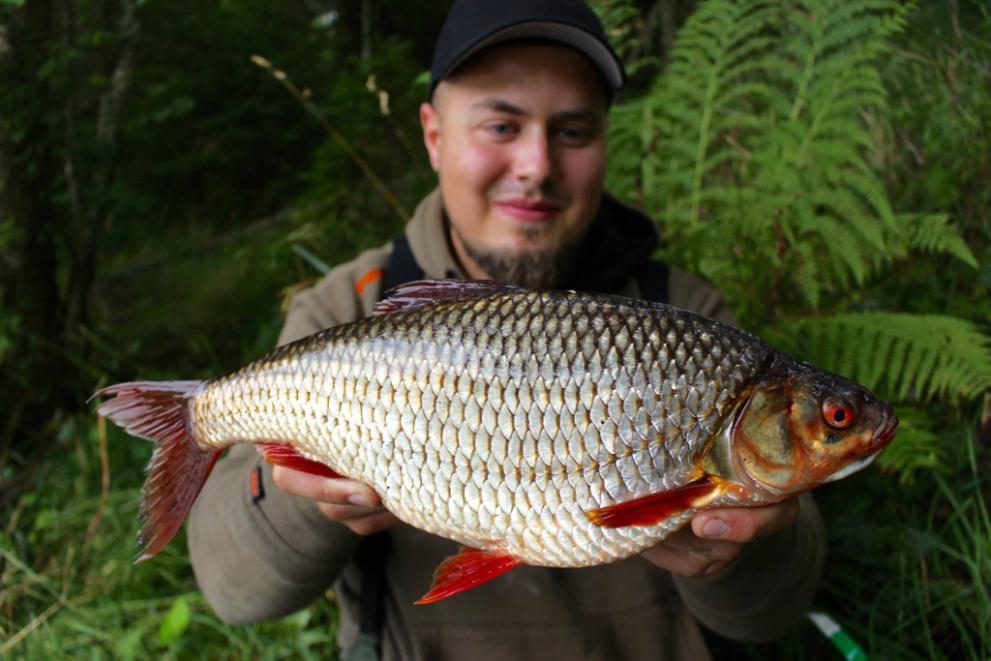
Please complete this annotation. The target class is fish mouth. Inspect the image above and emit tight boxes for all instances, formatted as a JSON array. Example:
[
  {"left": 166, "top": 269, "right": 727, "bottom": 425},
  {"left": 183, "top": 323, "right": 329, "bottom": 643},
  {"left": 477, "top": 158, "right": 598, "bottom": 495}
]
[
  {"left": 871, "top": 404, "right": 899, "bottom": 450},
  {"left": 822, "top": 452, "right": 879, "bottom": 483}
]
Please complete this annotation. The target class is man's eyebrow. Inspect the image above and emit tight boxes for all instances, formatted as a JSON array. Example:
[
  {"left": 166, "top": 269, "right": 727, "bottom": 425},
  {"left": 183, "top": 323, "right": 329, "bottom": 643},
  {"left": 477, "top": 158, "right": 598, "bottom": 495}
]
[
  {"left": 469, "top": 98, "right": 603, "bottom": 122},
  {"left": 551, "top": 108, "right": 602, "bottom": 123},
  {"left": 469, "top": 98, "right": 527, "bottom": 115}
]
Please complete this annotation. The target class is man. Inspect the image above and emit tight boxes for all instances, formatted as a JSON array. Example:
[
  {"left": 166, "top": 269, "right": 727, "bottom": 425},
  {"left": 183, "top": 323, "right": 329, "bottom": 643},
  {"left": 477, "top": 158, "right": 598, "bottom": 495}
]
[{"left": 188, "top": 1, "right": 826, "bottom": 659}]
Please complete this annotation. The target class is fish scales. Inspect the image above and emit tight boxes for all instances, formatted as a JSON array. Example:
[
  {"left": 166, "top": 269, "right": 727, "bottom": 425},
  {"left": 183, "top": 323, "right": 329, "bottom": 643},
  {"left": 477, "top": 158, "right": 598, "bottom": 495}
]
[{"left": 188, "top": 289, "right": 767, "bottom": 566}]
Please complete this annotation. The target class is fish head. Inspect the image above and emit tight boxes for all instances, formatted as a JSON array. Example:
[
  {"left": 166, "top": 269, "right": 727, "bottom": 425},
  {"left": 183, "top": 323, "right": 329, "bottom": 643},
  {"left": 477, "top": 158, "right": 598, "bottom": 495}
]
[{"left": 727, "top": 357, "right": 898, "bottom": 498}]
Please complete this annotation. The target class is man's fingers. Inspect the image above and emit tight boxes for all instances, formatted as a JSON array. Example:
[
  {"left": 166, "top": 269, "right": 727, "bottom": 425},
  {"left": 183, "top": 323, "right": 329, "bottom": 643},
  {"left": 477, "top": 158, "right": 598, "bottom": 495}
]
[
  {"left": 641, "top": 528, "right": 743, "bottom": 577},
  {"left": 271, "top": 466, "right": 383, "bottom": 508},
  {"left": 691, "top": 498, "right": 800, "bottom": 544}
]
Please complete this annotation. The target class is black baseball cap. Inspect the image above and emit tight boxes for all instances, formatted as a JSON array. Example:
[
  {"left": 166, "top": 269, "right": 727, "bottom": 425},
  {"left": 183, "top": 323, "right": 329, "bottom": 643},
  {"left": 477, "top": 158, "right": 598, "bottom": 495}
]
[{"left": 429, "top": 0, "right": 626, "bottom": 99}]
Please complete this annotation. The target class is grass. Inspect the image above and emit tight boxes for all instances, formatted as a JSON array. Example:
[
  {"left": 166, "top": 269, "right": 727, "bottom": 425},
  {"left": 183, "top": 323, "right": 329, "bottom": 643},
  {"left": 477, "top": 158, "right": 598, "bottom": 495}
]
[
  {"left": 809, "top": 423, "right": 990, "bottom": 660},
  {"left": 0, "top": 417, "right": 341, "bottom": 659}
]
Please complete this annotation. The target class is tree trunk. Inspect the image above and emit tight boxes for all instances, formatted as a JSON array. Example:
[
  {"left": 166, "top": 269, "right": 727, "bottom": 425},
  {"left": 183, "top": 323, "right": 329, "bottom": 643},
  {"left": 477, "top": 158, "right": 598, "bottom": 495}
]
[{"left": 360, "top": 0, "right": 371, "bottom": 59}]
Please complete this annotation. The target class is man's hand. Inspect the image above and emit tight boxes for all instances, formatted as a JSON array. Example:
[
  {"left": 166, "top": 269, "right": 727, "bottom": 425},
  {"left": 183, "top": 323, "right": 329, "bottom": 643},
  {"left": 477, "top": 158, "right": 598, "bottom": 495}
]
[
  {"left": 271, "top": 466, "right": 398, "bottom": 536},
  {"left": 641, "top": 498, "right": 800, "bottom": 578}
]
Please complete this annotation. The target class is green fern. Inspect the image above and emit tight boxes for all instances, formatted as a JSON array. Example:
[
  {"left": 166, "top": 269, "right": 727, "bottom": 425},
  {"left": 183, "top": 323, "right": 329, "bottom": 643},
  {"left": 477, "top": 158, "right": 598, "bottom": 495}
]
[
  {"left": 606, "top": 0, "right": 979, "bottom": 318},
  {"left": 589, "top": 0, "right": 658, "bottom": 79},
  {"left": 903, "top": 213, "right": 978, "bottom": 268},
  {"left": 786, "top": 312, "right": 991, "bottom": 402},
  {"left": 874, "top": 407, "right": 944, "bottom": 484}
]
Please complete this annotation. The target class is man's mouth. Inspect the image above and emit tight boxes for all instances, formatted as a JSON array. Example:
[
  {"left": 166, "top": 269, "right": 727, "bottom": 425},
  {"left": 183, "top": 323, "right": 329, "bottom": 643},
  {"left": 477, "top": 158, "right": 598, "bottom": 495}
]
[{"left": 493, "top": 198, "right": 563, "bottom": 222}]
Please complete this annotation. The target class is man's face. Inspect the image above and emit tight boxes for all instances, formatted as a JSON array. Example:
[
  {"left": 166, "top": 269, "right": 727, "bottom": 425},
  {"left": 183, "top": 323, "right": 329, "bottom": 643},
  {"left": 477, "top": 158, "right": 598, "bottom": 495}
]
[{"left": 420, "top": 42, "right": 608, "bottom": 288}]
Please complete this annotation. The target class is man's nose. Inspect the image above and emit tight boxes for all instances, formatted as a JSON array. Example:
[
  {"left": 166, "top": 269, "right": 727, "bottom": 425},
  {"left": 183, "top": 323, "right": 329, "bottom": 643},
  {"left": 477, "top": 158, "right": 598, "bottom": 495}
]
[{"left": 513, "top": 131, "right": 554, "bottom": 184}]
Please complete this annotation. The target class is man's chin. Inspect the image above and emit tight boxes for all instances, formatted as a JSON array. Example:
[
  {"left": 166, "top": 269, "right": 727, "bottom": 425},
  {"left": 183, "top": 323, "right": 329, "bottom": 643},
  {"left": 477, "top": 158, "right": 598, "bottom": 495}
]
[{"left": 463, "top": 244, "right": 571, "bottom": 289}]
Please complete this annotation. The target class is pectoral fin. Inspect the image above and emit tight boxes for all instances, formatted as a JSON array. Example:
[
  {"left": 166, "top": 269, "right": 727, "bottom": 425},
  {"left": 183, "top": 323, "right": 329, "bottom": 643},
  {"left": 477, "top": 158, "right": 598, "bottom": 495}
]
[
  {"left": 256, "top": 443, "right": 342, "bottom": 479},
  {"left": 585, "top": 476, "right": 718, "bottom": 528},
  {"left": 415, "top": 547, "right": 522, "bottom": 605}
]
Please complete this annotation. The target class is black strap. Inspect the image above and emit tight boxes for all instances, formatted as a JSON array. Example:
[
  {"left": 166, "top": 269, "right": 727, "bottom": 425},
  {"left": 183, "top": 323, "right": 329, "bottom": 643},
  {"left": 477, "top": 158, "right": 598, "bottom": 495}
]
[
  {"left": 380, "top": 235, "right": 424, "bottom": 294},
  {"left": 636, "top": 260, "right": 669, "bottom": 304},
  {"left": 356, "top": 532, "right": 390, "bottom": 638}
]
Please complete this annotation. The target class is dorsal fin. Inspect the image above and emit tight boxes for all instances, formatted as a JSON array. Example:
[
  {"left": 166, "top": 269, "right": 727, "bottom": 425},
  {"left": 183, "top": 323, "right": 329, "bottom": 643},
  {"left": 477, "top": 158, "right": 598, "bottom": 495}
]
[{"left": 373, "top": 278, "right": 523, "bottom": 315}]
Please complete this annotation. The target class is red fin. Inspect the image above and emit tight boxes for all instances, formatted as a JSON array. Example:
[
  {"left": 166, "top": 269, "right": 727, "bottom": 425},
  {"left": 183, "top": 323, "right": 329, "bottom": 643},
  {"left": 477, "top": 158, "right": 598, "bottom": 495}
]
[
  {"left": 585, "top": 476, "right": 717, "bottom": 528},
  {"left": 415, "top": 547, "right": 522, "bottom": 605},
  {"left": 94, "top": 380, "right": 219, "bottom": 562},
  {"left": 256, "top": 443, "right": 342, "bottom": 479},
  {"left": 373, "top": 278, "right": 523, "bottom": 315}
]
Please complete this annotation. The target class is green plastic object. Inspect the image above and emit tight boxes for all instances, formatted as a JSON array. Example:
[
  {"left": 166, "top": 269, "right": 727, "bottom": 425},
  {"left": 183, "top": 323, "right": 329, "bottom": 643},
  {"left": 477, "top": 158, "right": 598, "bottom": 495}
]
[{"left": 807, "top": 611, "right": 868, "bottom": 661}]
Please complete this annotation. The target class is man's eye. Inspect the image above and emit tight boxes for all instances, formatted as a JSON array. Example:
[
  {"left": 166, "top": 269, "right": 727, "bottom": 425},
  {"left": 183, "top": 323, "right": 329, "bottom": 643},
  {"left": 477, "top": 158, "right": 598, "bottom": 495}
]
[
  {"left": 557, "top": 126, "right": 593, "bottom": 144},
  {"left": 485, "top": 122, "right": 517, "bottom": 137}
]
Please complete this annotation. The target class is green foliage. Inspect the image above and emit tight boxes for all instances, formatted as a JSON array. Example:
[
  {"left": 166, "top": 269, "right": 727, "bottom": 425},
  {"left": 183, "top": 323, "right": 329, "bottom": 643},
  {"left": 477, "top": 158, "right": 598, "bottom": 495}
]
[
  {"left": 590, "top": 0, "right": 660, "bottom": 79},
  {"left": 0, "top": 416, "right": 341, "bottom": 658},
  {"left": 608, "top": 0, "right": 976, "bottom": 319},
  {"left": 787, "top": 312, "right": 991, "bottom": 401},
  {"left": 873, "top": 407, "right": 942, "bottom": 481},
  {"left": 157, "top": 596, "right": 191, "bottom": 645},
  {"left": 906, "top": 214, "right": 977, "bottom": 269}
]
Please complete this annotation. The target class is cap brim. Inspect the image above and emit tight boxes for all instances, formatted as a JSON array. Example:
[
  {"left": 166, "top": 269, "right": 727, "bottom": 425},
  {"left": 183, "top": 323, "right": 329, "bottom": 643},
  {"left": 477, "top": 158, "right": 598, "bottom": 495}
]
[{"left": 441, "top": 21, "right": 624, "bottom": 93}]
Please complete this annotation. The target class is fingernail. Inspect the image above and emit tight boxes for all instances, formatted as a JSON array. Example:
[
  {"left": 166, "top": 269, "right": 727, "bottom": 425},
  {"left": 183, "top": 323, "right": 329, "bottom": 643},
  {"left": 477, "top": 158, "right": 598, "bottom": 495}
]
[
  {"left": 702, "top": 519, "right": 728, "bottom": 538},
  {"left": 347, "top": 494, "right": 372, "bottom": 507}
]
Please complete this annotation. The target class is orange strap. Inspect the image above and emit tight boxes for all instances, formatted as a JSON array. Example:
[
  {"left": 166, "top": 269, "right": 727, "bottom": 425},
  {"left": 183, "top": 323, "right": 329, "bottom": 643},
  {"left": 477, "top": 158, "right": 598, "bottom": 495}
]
[{"left": 355, "top": 268, "right": 384, "bottom": 295}]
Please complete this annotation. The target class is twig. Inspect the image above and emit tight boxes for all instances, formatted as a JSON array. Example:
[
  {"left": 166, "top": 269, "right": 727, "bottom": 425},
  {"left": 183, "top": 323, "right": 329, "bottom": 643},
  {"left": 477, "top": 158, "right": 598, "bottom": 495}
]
[
  {"left": 365, "top": 75, "right": 432, "bottom": 188},
  {"left": 250, "top": 55, "right": 409, "bottom": 222},
  {"left": 722, "top": 132, "right": 752, "bottom": 158},
  {"left": 0, "top": 590, "right": 95, "bottom": 655},
  {"left": 0, "top": 598, "right": 63, "bottom": 655},
  {"left": 0, "top": 544, "right": 62, "bottom": 605},
  {"left": 3, "top": 493, "right": 27, "bottom": 538},
  {"left": 82, "top": 415, "right": 110, "bottom": 560}
]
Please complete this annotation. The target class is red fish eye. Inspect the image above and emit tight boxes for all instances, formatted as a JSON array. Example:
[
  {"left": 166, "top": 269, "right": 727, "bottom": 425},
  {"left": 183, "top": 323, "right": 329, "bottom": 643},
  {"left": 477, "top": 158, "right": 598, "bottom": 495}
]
[{"left": 822, "top": 399, "right": 855, "bottom": 429}]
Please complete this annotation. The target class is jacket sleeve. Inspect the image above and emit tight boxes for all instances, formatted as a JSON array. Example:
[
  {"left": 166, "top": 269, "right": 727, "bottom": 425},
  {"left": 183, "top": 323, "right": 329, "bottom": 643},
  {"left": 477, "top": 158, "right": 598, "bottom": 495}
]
[
  {"left": 666, "top": 267, "right": 828, "bottom": 641},
  {"left": 672, "top": 494, "right": 826, "bottom": 641},
  {"left": 187, "top": 244, "right": 391, "bottom": 624}
]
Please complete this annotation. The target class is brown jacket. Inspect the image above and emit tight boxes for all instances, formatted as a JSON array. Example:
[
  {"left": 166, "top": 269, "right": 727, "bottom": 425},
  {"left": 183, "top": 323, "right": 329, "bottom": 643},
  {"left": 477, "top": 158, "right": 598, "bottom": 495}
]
[{"left": 188, "top": 190, "right": 826, "bottom": 660}]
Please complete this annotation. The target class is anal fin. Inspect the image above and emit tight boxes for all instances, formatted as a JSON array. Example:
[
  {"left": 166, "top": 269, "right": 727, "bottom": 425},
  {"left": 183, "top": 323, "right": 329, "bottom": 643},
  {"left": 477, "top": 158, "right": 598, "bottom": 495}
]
[
  {"left": 256, "top": 443, "right": 342, "bottom": 479},
  {"left": 415, "top": 547, "right": 522, "bottom": 605},
  {"left": 586, "top": 476, "right": 718, "bottom": 528}
]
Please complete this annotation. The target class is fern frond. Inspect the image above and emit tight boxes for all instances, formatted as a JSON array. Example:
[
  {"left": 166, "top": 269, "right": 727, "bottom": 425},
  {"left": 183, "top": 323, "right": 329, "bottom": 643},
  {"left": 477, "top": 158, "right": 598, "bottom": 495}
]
[
  {"left": 787, "top": 312, "right": 991, "bottom": 401},
  {"left": 904, "top": 214, "right": 979, "bottom": 268},
  {"left": 875, "top": 406, "right": 944, "bottom": 484}
]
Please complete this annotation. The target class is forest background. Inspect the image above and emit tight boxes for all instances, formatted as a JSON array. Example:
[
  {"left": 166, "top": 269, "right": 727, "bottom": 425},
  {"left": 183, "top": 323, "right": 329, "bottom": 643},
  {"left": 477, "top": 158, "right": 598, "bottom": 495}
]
[{"left": 1, "top": 0, "right": 989, "bottom": 658}]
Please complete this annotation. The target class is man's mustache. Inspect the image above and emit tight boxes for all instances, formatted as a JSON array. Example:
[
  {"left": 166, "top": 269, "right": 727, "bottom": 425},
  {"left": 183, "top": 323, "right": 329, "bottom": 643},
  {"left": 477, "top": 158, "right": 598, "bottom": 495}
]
[{"left": 486, "top": 186, "right": 570, "bottom": 208}]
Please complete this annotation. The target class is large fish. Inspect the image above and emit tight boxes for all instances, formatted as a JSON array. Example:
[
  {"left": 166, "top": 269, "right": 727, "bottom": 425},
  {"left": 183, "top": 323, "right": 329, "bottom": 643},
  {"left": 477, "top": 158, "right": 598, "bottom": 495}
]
[{"left": 95, "top": 279, "right": 897, "bottom": 603}]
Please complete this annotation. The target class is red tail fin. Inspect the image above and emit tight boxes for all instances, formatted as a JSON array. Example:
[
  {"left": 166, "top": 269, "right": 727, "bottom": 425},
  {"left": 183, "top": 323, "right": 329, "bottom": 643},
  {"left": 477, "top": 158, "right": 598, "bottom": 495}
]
[{"left": 94, "top": 380, "right": 220, "bottom": 562}]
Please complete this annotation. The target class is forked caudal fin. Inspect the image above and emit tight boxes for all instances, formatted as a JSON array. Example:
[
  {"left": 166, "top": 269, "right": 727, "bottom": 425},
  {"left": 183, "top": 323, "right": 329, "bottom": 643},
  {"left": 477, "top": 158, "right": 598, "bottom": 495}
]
[{"left": 93, "top": 380, "right": 219, "bottom": 562}]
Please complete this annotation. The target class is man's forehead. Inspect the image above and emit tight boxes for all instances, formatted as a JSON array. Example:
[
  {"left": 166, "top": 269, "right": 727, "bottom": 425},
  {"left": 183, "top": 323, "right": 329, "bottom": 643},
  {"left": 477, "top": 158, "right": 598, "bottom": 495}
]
[{"left": 433, "top": 41, "right": 609, "bottom": 112}]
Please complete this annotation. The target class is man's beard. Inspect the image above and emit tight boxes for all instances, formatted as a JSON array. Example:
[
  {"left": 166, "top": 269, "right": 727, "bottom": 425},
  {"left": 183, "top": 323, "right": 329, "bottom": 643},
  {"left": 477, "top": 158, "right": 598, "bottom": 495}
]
[{"left": 453, "top": 225, "right": 576, "bottom": 289}]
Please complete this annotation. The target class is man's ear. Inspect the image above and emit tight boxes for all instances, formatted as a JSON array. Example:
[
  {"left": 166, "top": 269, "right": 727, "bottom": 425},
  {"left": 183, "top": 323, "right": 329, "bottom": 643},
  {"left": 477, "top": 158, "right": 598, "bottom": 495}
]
[{"left": 420, "top": 101, "right": 442, "bottom": 172}]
